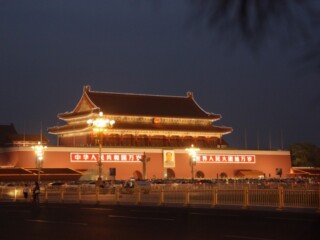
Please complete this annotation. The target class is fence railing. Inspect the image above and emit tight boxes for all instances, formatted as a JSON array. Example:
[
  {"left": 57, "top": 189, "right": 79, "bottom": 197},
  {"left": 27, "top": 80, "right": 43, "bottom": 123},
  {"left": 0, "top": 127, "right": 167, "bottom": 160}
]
[{"left": 1, "top": 185, "right": 319, "bottom": 211}]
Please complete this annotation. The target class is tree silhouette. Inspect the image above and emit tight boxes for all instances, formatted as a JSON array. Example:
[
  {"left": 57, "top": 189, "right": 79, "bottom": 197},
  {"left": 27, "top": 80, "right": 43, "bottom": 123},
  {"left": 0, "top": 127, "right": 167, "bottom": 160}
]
[
  {"left": 188, "top": 0, "right": 320, "bottom": 119},
  {"left": 290, "top": 143, "right": 320, "bottom": 167},
  {"left": 189, "top": 0, "right": 316, "bottom": 50}
]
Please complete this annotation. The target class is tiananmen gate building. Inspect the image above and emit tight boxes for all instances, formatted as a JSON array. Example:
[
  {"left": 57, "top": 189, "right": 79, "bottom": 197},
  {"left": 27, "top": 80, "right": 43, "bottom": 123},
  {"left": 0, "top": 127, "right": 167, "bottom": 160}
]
[{"left": 0, "top": 85, "right": 291, "bottom": 181}]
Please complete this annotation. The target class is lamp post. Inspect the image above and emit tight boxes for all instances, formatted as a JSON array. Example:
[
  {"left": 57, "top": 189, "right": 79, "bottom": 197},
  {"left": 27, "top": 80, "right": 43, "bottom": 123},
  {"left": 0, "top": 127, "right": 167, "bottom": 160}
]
[
  {"left": 185, "top": 144, "right": 200, "bottom": 181},
  {"left": 140, "top": 152, "right": 150, "bottom": 180},
  {"left": 32, "top": 141, "right": 47, "bottom": 183},
  {"left": 87, "top": 111, "right": 115, "bottom": 184}
]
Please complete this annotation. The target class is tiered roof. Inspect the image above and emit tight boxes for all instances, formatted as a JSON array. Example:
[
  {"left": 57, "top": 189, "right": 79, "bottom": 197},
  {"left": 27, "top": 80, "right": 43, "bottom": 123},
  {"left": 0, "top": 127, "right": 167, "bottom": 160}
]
[
  {"left": 48, "top": 85, "right": 232, "bottom": 137},
  {"left": 59, "top": 85, "right": 221, "bottom": 120}
]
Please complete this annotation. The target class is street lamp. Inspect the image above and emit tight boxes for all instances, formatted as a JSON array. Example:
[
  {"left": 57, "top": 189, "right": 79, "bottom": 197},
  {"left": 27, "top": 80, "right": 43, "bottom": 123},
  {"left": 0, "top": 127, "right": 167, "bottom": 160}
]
[
  {"left": 32, "top": 141, "right": 47, "bottom": 183},
  {"left": 185, "top": 144, "right": 200, "bottom": 181},
  {"left": 140, "top": 152, "right": 150, "bottom": 180},
  {"left": 87, "top": 111, "right": 115, "bottom": 183}
]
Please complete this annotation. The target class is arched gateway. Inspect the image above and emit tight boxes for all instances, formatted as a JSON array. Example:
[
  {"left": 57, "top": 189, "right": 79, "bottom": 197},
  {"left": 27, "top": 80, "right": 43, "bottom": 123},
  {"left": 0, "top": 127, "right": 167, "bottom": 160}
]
[
  {"left": 133, "top": 171, "right": 142, "bottom": 180},
  {"left": 166, "top": 169, "right": 175, "bottom": 179}
]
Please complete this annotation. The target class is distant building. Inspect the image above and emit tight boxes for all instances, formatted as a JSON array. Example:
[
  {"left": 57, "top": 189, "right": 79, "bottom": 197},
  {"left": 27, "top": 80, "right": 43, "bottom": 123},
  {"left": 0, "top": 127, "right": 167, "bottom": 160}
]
[
  {"left": 0, "top": 123, "right": 17, "bottom": 147},
  {"left": 0, "top": 124, "right": 48, "bottom": 147}
]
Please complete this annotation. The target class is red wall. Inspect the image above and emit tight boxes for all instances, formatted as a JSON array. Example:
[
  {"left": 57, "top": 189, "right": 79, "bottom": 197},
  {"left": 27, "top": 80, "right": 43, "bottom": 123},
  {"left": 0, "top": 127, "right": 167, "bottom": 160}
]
[{"left": 0, "top": 147, "right": 291, "bottom": 180}]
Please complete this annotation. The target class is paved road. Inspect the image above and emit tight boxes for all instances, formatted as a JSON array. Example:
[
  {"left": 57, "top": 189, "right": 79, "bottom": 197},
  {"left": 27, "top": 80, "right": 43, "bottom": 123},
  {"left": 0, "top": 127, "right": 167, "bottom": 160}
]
[{"left": 0, "top": 202, "right": 319, "bottom": 240}]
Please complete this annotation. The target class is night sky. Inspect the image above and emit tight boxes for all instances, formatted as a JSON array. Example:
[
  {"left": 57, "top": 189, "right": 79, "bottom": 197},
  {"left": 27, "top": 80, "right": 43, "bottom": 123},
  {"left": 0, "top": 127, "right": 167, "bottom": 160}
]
[{"left": 1, "top": 0, "right": 319, "bottom": 149}]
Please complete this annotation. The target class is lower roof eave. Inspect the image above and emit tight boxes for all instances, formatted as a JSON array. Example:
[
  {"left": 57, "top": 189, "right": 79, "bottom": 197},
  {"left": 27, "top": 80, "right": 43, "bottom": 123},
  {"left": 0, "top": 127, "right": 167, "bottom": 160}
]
[{"left": 53, "top": 129, "right": 231, "bottom": 138}]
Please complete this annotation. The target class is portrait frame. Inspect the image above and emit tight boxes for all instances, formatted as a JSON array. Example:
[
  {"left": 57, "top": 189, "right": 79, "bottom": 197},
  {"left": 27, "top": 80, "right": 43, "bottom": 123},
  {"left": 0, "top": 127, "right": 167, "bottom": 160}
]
[{"left": 163, "top": 150, "right": 175, "bottom": 168}]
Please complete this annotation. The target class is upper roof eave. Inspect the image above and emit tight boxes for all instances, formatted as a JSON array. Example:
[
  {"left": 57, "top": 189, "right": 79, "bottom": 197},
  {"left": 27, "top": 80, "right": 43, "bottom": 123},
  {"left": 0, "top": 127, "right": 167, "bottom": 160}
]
[
  {"left": 85, "top": 87, "right": 222, "bottom": 119},
  {"left": 58, "top": 109, "right": 99, "bottom": 120}
]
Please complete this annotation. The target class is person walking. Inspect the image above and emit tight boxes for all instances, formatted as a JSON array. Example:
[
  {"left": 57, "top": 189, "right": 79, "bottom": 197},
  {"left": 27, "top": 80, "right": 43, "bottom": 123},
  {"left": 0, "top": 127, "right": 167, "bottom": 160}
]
[
  {"left": 23, "top": 184, "right": 29, "bottom": 201},
  {"left": 32, "top": 181, "right": 40, "bottom": 203}
]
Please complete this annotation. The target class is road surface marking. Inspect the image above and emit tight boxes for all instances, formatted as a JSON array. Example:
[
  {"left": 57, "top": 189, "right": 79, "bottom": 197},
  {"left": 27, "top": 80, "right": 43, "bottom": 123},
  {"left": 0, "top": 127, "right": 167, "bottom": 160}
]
[
  {"left": 190, "top": 212, "right": 240, "bottom": 217},
  {"left": 40, "top": 206, "right": 67, "bottom": 209},
  {"left": 0, "top": 209, "right": 29, "bottom": 213},
  {"left": 130, "top": 209, "right": 170, "bottom": 214},
  {"left": 81, "top": 207, "right": 113, "bottom": 211},
  {"left": 265, "top": 217, "right": 315, "bottom": 222},
  {"left": 25, "top": 219, "right": 88, "bottom": 226},
  {"left": 223, "top": 235, "right": 273, "bottom": 240},
  {"left": 108, "top": 215, "right": 174, "bottom": 221}
]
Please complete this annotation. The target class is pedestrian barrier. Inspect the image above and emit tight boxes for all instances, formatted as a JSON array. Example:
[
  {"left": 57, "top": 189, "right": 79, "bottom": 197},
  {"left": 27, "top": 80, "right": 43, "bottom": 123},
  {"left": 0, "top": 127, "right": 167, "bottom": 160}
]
[{"left": 0, "top": 185, "right": 319, "bottom": 211}]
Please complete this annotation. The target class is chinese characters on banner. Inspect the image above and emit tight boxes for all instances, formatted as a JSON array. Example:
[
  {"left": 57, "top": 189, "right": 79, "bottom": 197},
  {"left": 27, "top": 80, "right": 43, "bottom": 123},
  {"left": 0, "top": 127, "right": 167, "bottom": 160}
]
[
  {"left": 197, "top": 155, "right": 256, "bottom": 163},
  {"left": 70, "top": 153, "right": 256, "bottom": 164},
  {"left": 70, "top": 153, "right": 143, "bottom": 162}
]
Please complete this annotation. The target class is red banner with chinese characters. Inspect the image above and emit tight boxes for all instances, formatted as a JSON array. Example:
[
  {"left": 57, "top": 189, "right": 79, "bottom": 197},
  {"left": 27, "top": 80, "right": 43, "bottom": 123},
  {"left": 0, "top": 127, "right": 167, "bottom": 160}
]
[
  {"left": 197, "top": 155, "right": 256, "bottom": 164},
  {"left": 70, "top": 153, "right": 143, "bottom": 162}
]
